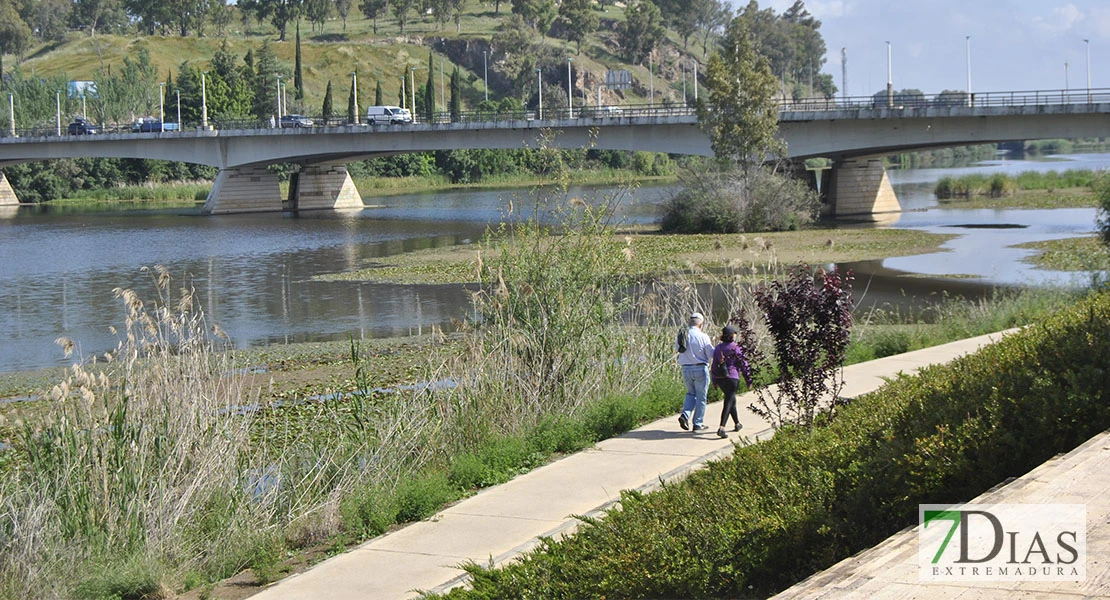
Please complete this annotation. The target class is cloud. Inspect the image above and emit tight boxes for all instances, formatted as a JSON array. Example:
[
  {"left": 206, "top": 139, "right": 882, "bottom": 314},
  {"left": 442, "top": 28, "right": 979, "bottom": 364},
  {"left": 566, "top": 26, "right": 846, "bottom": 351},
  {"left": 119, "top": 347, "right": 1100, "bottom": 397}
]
[{"left": 1032, "top": 3, "right": 1085, "bottom": 34}]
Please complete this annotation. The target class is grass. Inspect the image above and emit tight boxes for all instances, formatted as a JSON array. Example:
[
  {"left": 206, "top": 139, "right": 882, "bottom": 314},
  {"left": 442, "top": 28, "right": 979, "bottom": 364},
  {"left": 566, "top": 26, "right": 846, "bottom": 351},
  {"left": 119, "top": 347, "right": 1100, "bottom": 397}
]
[
  {"left": 1015, "top": 236, "right": 1110, "bottom": 272},
  {"left": 315, "top": 226, "right": 956, "bottom": 285},
  {"left": 936, "top": 170, "right": 1101, "bottom": 208}
]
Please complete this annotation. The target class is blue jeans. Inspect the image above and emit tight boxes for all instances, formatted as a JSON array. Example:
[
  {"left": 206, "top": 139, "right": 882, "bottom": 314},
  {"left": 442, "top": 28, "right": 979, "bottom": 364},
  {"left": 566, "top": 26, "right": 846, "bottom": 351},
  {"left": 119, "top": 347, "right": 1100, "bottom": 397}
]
[{"left": 681, "top": 364, "right": 709, "bottom": 427}]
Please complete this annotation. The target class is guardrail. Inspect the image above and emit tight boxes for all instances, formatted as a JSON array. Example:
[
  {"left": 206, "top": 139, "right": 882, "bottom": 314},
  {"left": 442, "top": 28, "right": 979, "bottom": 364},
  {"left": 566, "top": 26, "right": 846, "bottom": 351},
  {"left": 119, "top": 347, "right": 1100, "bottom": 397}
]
[{"left": 2, "top": 87, "right": 1108, "bottom": 140}]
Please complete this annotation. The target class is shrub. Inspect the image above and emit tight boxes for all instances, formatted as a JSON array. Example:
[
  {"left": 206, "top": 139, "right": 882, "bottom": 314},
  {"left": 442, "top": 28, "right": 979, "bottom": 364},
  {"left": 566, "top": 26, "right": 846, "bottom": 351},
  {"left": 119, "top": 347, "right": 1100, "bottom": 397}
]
[
  {"left": 659, "top": 164, "right": 819, "bottom": 234},
  {"left": 437, "top": 291, "right": 1110, "bottom": 600},
  {"left": 1095, "top": 172, "right": 1110, "bottom": 247}
]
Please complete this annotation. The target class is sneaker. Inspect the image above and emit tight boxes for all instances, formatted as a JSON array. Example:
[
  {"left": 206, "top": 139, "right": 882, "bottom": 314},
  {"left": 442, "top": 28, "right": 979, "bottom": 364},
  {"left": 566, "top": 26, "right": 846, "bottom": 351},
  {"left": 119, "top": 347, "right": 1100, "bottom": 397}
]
[
  {"left": 693, "top": 424, "right": 708, "bottom": 431},
  {"left": 678, "top": 414, "right": 690, "bottom": 431},
  {"left": 734, "top": 423, "right": 743, "bottom": 432},
  {"left": 717, "top": 428, "right": 728, "bottom": 439}
]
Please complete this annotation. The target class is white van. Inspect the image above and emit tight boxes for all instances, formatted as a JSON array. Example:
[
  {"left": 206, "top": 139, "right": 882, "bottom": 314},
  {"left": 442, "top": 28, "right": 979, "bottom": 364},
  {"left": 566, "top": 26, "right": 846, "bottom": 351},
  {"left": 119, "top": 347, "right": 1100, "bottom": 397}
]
[{"left": 366, "top": 106, "right": 413, "bottom": 125}]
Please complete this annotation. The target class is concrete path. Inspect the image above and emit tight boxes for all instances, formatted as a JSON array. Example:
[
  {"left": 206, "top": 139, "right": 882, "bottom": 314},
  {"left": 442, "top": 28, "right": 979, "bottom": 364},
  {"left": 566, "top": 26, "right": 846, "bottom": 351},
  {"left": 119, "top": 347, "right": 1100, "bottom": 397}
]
[{"left": 250, "top": 331, "right": 1015, "bottom": 600}]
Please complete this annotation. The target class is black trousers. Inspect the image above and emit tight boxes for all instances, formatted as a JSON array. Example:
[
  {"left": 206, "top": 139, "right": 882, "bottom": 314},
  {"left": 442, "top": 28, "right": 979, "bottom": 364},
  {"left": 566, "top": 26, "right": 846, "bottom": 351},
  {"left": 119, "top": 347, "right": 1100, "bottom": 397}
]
[{"left": 717, "top": 377, "right": 740, "bottom": 428}]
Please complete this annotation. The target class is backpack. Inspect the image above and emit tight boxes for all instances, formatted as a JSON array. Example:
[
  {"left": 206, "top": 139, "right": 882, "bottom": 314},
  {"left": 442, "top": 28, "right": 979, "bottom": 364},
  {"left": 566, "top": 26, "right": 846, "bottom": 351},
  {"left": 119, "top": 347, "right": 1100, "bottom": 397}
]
[{"left": 675, "top": 328, "right": 688, "bottom": 353}]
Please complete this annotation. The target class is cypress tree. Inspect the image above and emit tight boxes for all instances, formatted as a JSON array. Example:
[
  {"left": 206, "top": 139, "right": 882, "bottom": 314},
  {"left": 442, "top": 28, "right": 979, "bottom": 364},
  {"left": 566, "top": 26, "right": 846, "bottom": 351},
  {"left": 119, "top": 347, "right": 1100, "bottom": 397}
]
[
  {"left": 424, "top": 53, "right": 435, "bottom": 121},
  {"left": 347, "top": 81, "right": 356, "bottom": 123},
  {"left": 295, "top": 22, "right": 305, "bottom": 100},
  {"left": 399, "top": 79, "right": 406, "bottom": 109},
  {"left": 322, "top": 80, "right": 333, "bottom": 122},
  {"left": 375, "top": 80, "right": 383, "bottom": 105},
  {"left": 449, "top": 66, "right": 461, "bottom": 121}
]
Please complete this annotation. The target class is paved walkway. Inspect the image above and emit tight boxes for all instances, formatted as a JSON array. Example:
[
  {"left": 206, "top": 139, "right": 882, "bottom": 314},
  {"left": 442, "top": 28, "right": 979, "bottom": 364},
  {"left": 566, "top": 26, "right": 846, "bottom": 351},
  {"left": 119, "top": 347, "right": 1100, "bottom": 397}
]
[{"left": 251, "top": 331, "right": 1016, "bottom": 600}]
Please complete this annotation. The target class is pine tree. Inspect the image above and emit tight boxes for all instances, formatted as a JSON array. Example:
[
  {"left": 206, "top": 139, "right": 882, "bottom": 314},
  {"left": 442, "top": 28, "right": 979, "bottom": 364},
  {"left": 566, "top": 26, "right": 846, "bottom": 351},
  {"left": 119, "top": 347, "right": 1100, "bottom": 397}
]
[
  {"left": 295, "top": 23, "right": 305, "bottom": 100},
  {"left": 399, "top": 79, "right": 406, "bottom": 109},
  {"left": 375, "top": 80, "right": 383, "bottom": 105},
  {"left": 322, "top": 80, "right": 334, "bottom": 122}
]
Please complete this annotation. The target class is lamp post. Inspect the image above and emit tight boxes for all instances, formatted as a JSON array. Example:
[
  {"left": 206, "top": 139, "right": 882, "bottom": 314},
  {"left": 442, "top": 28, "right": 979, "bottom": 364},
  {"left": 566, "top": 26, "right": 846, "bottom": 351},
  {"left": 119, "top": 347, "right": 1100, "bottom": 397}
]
[
  {"left": 483, "top": 50, "right": 489, "bottom": 102},
  {"left": 8, "top": 94, "right": 14, "bottom": 138},
  {"left": 56, "top": 90, "right": 61, "bottom": 136},
  {"left": 176, "top": 89, "right": 181, "bottom": 129},
  {"left": 693, "top": 59, "right": 698, "bottom": 102},
  {"left": 649, "top": 51, "right": 654, "bottom": 108},
  {"left": 201, "top": 71, "right": 209, "bottom": 129},
  {"left": 965, "top": 35, "right": 971, "bottom": 107},
  {"left": 281, "top": 83, "right": 287, "bottom": 117},
  {"left": 537, "top": 68, "right": 542, "bottom": 120},
  {"left": 81, "top": 95, "right": 86, "bottom": 119},
  {"left": 276, "top": 74, "right": 283, "bottom": 127},
  {"left": 410, "top": 67, "right": 417, "bottom": 123},
  {"left": 440, "top": 56, "right": 445, "bottom": 111},
  {"left": 1084, "top": 38, "right": 1091, "bottom": 103},
  {"left": 682, "top": 61, "right": 687, "bottom": 106},
  {"left": 159, "top": 82, "right": 165, "bottom": 132},
  {"left": 567, "top": 57, "right": 573, "bottom": 118},
  {"left": 351, "top": 71, "right": 359, "bottom": 125},
  {"left": 886, "top": 40, "right": 893, "bottom": 108}
]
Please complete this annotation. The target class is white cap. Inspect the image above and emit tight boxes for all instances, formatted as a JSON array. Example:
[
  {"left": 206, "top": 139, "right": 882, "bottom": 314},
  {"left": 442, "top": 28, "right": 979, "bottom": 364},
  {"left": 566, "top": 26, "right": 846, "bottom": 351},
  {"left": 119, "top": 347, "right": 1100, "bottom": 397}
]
[{"left": 689, "top": 312, "right": 704, "bottom": 323}]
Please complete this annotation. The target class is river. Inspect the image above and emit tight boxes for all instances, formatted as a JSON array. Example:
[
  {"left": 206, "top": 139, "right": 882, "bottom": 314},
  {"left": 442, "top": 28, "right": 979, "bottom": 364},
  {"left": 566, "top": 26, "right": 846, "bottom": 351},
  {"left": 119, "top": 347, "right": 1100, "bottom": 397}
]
[{"left": 0, "top": 155, "right": 1106, "bottom": 375}]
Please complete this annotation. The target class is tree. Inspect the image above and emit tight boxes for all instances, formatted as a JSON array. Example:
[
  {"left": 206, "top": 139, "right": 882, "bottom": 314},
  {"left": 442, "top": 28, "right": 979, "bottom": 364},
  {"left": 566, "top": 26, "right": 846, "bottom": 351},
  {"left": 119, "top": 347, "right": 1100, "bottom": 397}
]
[
  {"left": 0, "top": 0, "right": 34, "bottom": 58},
  {"left": 449, "top": 65, "right": 461, "bottom": 120},
  {"left": 360, "top": 0, "right": 386, "bottom": 33},
  {"left": 389, "top": 0, "right": 414, "bottom": 34},
  {"left": 511, "top": 0, "right": 555, "bottom": 36},
  {"left": 1096, "top": 174, "right": 1110, "bottom": 248},
  {"left": 335, "top": 0, "right": 352, "bottom": 29},
  {"left": 558, "top": 0, "right": 597, "bottom": 55},
  {"left": 698, "top": 15, "right": 783, "bottom": 167},
  {"left": 251, "top": 41, "right": 283, "bottom": 120},
  {"left": 448, "top": 0, "right": 465, "bottom": 33},
  {"left": 322, "top": 79, "right": 333, "bottom": 121},
  {"left": 347, "top": 79, "right": 356, "bottom": 122},
  {"left": 618, "top": 0, "right": 665, "bottom": 64},
  {"left": 210, "top": 0, "right": 232, "bottom": 36},
  {"left": 241, "top": 0, "right": 301, "bottom": 41},
  {"left": 424, "top": 52, "right": 435, "bottom": 121},
  {"left": 375, "top": 79, "right": 383, "bottom": 105},
  {"left": 424, "top": 0, "right": 450, "bottom": 30},
  {"left": 71, "top": 0, "right": 127, "bottom": 36},
  {"left": 294, "top": 23, "right": 305, "bottom": 99},
  {"left": 695, "top": 0, "right": 728, "bottom": 58},
  {"left": 305, "top": 0, "right": 332, "bottom": 31}
]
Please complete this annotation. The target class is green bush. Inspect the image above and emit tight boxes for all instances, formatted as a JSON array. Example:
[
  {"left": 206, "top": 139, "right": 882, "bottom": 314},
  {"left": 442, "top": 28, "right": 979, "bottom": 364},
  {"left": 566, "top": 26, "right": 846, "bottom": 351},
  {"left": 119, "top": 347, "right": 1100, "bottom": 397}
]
[
  {"left": 394, "top": 473, "right": 459, "bottom": 523},
  {"left": 660, "top": 164, "right": 819, "bottom": 234},
  {"left": 439, "top": 291, "right": 1110, "bottom": 599}
]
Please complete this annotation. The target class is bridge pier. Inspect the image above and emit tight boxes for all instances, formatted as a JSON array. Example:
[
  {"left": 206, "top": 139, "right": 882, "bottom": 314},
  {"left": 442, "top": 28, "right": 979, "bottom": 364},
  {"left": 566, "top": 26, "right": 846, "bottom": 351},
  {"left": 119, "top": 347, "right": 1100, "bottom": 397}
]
[
  {"left": 289, "top": 164, "right": 364, "bottom": 211},
  {"left": 203, "top": 166, "right": 283, "bottom": 214},
  {"left": 0, "top": 171, "right": 19, "bottom": 206},
  {"left": 826, "top": 158, "right": 901, "bottom": 217}
]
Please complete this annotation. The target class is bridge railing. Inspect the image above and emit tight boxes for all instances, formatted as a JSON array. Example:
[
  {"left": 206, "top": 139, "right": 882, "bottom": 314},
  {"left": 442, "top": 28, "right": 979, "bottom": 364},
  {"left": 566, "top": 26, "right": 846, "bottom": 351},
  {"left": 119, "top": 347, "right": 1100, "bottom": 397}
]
[{"left": 3, "top": 87, "right": 1109, "bottom": 139}]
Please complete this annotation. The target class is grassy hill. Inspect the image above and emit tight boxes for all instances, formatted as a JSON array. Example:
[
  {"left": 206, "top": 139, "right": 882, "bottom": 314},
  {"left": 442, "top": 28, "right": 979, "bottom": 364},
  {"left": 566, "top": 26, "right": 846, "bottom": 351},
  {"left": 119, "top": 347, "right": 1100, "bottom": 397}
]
[{"left": 13, "top": 3, "right": 704, "bottom": 118}]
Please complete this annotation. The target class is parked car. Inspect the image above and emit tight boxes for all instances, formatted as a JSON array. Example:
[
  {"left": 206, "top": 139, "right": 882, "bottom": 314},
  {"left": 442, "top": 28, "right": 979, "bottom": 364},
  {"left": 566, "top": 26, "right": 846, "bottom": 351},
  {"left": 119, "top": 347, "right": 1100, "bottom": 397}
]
[
  {"left": 597, "top": 106, "right": 623, "bottom": 117},
  {"left": 132, "top": 118, "right": 178, "bottom": 132},
  {"left": 67, "top": 118, "right": 99, "bottom": 135},
  {"left": 280, "top": 114, "right": 314, "bottom": 128},
  {"left": 365, "top": 105, "right": 413, "bottom": 125}
]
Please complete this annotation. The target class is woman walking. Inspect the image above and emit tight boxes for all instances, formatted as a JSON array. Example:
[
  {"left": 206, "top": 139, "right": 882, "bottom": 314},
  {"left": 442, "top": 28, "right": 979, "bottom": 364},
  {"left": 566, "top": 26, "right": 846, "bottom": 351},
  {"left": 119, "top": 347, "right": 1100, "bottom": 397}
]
[{"left": 710, "top": 325, "right": 753, "bottom": 439}]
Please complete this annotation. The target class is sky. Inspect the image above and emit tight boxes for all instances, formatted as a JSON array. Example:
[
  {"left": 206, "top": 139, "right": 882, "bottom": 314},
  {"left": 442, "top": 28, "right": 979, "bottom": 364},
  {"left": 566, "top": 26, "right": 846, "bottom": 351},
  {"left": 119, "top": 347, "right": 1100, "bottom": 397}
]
[{"left": 726, "top": 0, "right": 1110, "bottom": 98}]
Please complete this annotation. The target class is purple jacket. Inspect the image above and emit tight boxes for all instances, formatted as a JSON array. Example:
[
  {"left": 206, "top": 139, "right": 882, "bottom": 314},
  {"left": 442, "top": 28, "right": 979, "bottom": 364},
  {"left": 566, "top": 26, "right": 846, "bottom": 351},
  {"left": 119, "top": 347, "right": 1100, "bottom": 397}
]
[{"left": 711, "top": 341, "right": 753, "bottom": 386}]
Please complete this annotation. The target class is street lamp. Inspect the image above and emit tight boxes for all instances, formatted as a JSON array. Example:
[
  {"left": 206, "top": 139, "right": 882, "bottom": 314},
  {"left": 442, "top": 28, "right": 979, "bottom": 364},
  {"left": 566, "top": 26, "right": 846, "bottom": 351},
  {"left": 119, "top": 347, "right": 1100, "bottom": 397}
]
[
  {"left": 693, "top": 59, "right": 698, "bottom": 102},
  {"left": 8, "top": 94, "right": 14, "bottom": 138},
  {"left": 965, "top": 35, "right": 971, "bottom": 107},
  {"left": 649, "top": 51, "right": 654, "bottom": 108},
  {"left": 483, "top": 50, "right": 489, "bottom": 102},
  {"left": 159, "top": 82, "right": 165, "bottom": 132},
  {"left": 275, "top": 74, "right": 283, "bottom": 127},
  {"left": 281, "top": 83, "right": 287, "bottom": 117},
  {"left": 410, "top": 67, "right": 417, "bottom": 123},
  {"left": 176, "top": 89, "right": 181, "bottom": 129},
  {"left": 201, "top": 71, "right": 209, "bottom": 129},
  {"left": 56, "top": 90, "right": 61, "bottom": 136},
  {"left": 1084, "top": 38, "right": 1091, "bottom": 103},
  {"left": 81, "top": 95, "right": 86, "bottom": 119},
  {"left": 351, "top": 71, "right": 359, "bottom": 125},
  {"left": 886, "top": 41, "right": 893, "bottom": 108},
  {"left": 682, "top": 61, "right": 687, "bottom": 106},
  {"left": 537, "top": 67, "right": 543, "bottom": 120},
  {"left": 567, "top": 57, "right": 573, "bottom": 118}
]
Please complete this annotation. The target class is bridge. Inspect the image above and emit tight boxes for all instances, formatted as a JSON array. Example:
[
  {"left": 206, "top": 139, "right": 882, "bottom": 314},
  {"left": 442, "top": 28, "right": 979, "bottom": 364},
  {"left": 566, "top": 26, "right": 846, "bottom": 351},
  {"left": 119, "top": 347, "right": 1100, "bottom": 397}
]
[{"left": 1, "top": 87, "right": 1108, "bottom": 216}]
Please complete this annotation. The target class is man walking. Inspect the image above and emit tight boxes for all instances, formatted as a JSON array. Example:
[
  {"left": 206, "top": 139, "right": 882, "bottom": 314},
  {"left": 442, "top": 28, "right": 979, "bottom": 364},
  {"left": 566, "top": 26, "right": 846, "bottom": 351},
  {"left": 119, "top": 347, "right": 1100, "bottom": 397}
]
[{"left": 676, "top": 312, "right": 714, "bottom": 432}]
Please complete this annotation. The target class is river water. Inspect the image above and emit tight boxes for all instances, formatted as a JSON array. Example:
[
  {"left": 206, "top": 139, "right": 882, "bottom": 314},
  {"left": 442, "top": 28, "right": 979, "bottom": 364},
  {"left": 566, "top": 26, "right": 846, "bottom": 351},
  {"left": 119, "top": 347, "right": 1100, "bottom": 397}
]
[{"left": 0, "top": 155, "right": 1106, "bottom": 375}]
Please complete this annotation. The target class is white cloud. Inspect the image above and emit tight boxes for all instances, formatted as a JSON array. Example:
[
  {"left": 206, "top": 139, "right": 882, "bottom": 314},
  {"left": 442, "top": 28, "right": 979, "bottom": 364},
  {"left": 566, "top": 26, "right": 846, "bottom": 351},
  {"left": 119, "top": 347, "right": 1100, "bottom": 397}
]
[{"left": 1032, "top": 3, "right": 1085, "bottom": 34}]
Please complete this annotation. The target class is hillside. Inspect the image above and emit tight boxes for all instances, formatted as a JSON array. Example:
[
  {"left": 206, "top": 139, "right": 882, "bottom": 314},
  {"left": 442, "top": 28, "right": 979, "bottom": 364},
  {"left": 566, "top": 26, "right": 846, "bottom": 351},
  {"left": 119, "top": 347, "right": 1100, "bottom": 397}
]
[{"left": 14, "top": 3, "right": 707, "bottom": 119}]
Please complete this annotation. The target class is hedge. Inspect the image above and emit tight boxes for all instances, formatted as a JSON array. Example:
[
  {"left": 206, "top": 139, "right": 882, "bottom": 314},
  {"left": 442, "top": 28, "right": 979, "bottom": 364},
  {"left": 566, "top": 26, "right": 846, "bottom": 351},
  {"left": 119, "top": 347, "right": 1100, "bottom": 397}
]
[{"left": 440, "top": 291, "right": 1110, "bottom": 599}]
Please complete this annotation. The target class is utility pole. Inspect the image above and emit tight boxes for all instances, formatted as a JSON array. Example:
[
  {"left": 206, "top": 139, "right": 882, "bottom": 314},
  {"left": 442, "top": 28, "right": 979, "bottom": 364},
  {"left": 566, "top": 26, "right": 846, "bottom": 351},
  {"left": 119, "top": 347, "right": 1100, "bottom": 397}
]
[{"left": 841, "top": 47, "right": 847, "bottom": 104}]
